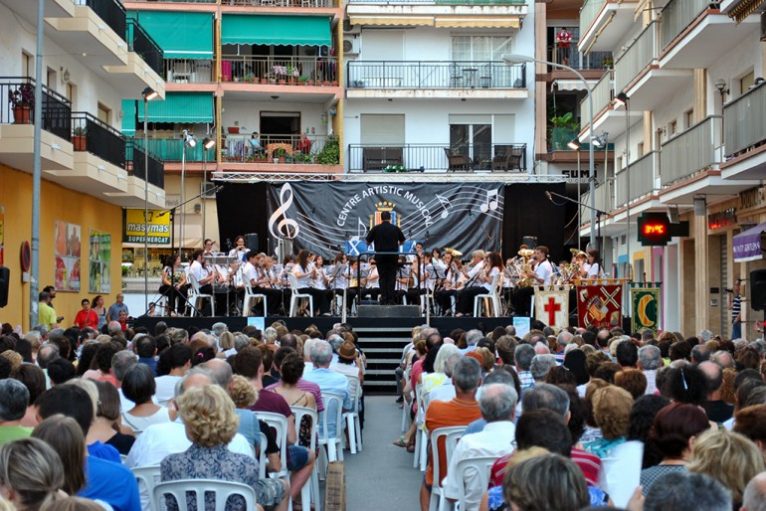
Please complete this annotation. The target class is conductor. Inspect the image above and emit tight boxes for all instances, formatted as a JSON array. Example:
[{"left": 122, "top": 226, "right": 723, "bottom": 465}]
[{"left": 366, "top": 211, "right": 405, "bottom": 305}]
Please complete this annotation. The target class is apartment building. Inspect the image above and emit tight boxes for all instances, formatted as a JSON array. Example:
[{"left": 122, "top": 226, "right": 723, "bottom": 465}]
[
  {"left": 0, "top": 0, "right": 165, "bottom": 328},
  {"left": 576, "top": 0, "right": 766, "bottom": 337}
]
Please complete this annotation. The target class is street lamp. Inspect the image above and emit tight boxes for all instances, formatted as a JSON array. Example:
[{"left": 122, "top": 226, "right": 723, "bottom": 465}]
[
  {"left": 613, "top": 92, "right": 632, "bottom": 281},
  {"left": 503, "top": 53, "right": 598, "bottom": 250},
  {"left": 201, "top": 137, "right": 215, "bottom": 244},
  {"left": 141, "top": 87, "right": 157, "bottom": 314},
  {"left": 180, "top": 130, "right": 196, "bottom": 260}
]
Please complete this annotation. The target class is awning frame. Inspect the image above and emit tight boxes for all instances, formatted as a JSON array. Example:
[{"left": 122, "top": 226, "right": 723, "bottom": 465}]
[{"left": 733, "top": 222, "right": 766, "bottom": 262}]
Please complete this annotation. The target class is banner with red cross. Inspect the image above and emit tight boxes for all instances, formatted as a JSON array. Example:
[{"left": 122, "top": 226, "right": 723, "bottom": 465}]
[
  {"left": 576, "top": 284, "right": 623, "bottom": 329},
  {"left": 534, "top": 287, "right": 570, "bottom": 330}
]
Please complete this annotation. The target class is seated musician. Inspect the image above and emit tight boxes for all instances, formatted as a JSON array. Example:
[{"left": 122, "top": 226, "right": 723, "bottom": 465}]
[
  {"left": 311, "top": 255, "right": 335, "bottom": 312},
  {"left": 394, "top": 256, "right": 412, "bottom": 304},
  {"left": 242, "top": 251, "right": 282, "bottom": 316},
  {"left": 361, "top": 260, "right": 379, "bottom": 302},
  {"left": 456, "top": 251, "right": 502, "bottom": 317},
  {"left": 330, "top": 253, "right": 356, "bottom": 312},
  {"left": 228, "top": 235, "right": 249, "bottom": 262},
  {"left": 406, "top": 252, "right": 431, "bottom": 307},
  {"left": 434, "top": 252, "right": 459, "bottom": 315},
  {"left": 584, "top": 249, "right": 603, "bottom": 278},
  {"left": 292, "top": 250, "right": 330, "bottom": 316},
  {"left": 158, "top": 254, "right": 187, "bottom": 316},
  {"left": 188, "top": 249, "right": 215, "bottom": 315}
]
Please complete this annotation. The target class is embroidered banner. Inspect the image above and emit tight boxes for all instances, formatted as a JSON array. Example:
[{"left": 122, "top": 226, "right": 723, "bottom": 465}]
[
  {"left": 576, "top": 284, "right": 623, "bottom": 329},
  {"left": 534, "top": 287, "right": 570, "bottom": 330},
  {"left": 630, "top": 286, "right": 661, "bottom": 333}
]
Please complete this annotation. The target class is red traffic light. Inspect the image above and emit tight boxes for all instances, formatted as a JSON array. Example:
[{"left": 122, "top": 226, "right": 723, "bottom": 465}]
[{"left": 638, "top": 213, "right": 671, "bottom": 246}]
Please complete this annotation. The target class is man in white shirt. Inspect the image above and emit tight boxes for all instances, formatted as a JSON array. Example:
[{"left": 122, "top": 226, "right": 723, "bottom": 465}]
[
  {"left": 442, "top": 383, "right": 518, "bottom": 510},
  {"left": 531, "top": 245, "right": 554, "bottom": 286}
]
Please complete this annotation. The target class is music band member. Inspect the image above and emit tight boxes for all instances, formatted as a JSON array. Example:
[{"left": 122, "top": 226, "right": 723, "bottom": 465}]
[
  {"left": 242, "top": 251, "right": 283, "bottom": 315},
  {"left": 158, "top": 254, "right": 187, "bottom": 315},
  {"left": 228, "top": 235, "right": 249, "bottom": 262},
  {"left": 366, "top": 211, "right": 405, "bottom": 305},
  {"left": 456, "top": 252, "right": 502, "bottom": 316},
  {"left": 189, "top": 249, "right": 215, "bottom": 315},
  {"left": 292, "top": 249, "right": 330, "bottom": 315}
]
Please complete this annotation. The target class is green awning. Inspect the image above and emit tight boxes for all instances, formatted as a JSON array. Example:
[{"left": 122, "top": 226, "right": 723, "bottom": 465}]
[
  {"left": 128, "top": 11, "right": 214, "bottom": 59},
  {"left": 122, "top": 99, "right": 136, "bottom": 135},
  {"left": 222, "top": 14, "right": 332, "bottom": 46},
  {"left": 137, "top": 93, "right": 214, "bottom": 124}
]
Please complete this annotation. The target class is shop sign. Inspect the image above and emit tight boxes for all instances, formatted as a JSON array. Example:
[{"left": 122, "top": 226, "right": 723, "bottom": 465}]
[
  {"left": 123, "top": 209, "right": 170, "bottom": 245},
  {"left": 708, "top": 208, "right": 737, "bottom": 230},
  {"left": 739, "top": 187, "right": 766, "bottom": 211}
]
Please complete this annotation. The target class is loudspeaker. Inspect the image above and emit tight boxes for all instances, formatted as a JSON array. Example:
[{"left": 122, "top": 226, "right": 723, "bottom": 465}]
[
  {"left": 357, "top": 305, "right": 420, "bottom": 318},
  {"left": 751, "top": 269, "right": 766, "bottom": 311},
  {"left": 0, "top": 267, "right": 8, "bottom": 308},
  {"left": 522, "top": 236, "right": 538, "bottom": 249},
  {"left": 244, "top": 233, "right": 259, "bottom": 253}
]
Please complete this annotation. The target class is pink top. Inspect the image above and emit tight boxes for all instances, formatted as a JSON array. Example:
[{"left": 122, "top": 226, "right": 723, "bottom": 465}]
[{"left": 266, "top": 378, "right": 325, "bottom": 412}]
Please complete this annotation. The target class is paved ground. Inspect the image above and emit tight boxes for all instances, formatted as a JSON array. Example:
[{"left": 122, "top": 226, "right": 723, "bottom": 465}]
[{"left": 344, "top": 396, "right": 421, "bottom": 511}]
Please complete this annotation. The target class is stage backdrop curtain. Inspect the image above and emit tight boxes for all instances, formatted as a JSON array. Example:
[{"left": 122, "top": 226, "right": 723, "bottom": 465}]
[{"left": 502, "top": 183, "right": 566, "bottom": 263}]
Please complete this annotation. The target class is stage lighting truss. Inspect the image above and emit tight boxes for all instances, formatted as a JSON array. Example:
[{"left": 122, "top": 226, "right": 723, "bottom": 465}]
[{"left": 210, "top": 171, "right": 576, "bottom": 184}]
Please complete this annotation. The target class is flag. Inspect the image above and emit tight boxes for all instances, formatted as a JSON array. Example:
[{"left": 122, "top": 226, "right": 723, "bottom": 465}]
[
  {"left": 534, "top": 287, "right": 570, "bottom": 330},
  {"left": 577, "top": 284, "right": 623, "bottom": 329},
  {"left": 631, "top": 286, "right": 661, "bottom": 333}
]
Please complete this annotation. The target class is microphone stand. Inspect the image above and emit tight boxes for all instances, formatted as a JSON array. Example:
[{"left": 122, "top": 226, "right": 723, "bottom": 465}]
[{"left": 547, "top": 190, "right": 606, "bottom": 255}]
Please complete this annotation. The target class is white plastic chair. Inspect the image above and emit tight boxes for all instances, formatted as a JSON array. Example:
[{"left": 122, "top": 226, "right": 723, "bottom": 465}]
[
  {"left": 153, "top": 479, "right": 257, "bottom": 511},
  {"left": 292, "top": 406, "right": 321, "bottom": 511},
  {"left": 255, "top": 411, "right": 289, "bottom": 479},
  {"left": 242, "top": 281, "right": 268, "bottom": 317},
  {"left": 132, "top": 465, "right": 160, "bottom": 511},
  {"left": 413, "top": 383, "right": 428, "bottom": 472},
  {"left": 318, "top": 391, "right": 345, "bottom": 465},
  {"left": 439, "top": 455, "right": 498, "bottom": 511},
  {"left": 256, "top": 432, "right": 268, "bottom": 480},
  {"left": 473, "top": 272, "right": 501, "bottom": 317},
  {"left": 428, "top": 426, "right": 466, "bottom": 511},
  {"left": 187, "top": 273, "right": 214, "bottom": 317},
  {"left": 288, "top": 273, "right": 314, "bottom": 317},
  {"left": 343, "top": 375, "right": 363, "bottom": 454}
]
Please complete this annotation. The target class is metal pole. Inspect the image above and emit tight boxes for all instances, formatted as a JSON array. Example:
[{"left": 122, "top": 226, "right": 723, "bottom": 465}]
[
  {"left": 576, "top": 149, "right": 581, "bottom": 251},
  {"left": 30, "top": 0, "right": 44, "bottom": 329},
  {"left": 179, "top": 138, "right": 186, "bottom": 260},
  {"left": 625, "top": 102, "right": 631, "bottom": 281},
  {"left": 202, "top": 149, "right": 206, "bottom": 245},
  {"left": 143, "top": 99, "right": 149, "bottom": 313}
]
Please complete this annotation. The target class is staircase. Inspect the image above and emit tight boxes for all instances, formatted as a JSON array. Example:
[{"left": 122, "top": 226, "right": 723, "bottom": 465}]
[{"left": 357, "top": 326, "right": 412, "bottom": 395}]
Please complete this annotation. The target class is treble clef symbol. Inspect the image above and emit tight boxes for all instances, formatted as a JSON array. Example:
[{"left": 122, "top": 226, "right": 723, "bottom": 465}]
[{"left": 268, "top": 183, "right": 300, "bottom": 240}]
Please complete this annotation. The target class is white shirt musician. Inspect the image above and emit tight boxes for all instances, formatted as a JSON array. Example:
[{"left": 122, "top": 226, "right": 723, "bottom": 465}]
[{"left": 532, "top": 246, "right": 554, "bottom": 286}]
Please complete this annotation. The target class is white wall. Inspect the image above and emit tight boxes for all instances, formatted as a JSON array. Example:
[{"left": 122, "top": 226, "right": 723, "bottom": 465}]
[{"left": 221, "top": 99, "right": 330, "bottom": 136}]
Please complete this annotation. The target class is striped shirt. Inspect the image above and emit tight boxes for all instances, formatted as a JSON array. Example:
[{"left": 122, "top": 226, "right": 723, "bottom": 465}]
[{"left": 732, "top": 293, "right": 741, "bottom": 321}]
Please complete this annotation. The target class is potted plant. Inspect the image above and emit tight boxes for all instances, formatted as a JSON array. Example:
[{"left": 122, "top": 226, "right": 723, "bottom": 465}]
[
  {"left": 8, "top": 82, "right": 33, "bottom": 124},
  {"left": 603, "top": 56, "right": 614, "bottom": 69},
  {"left": 383, "top": 164, "right": 406, "bottom": 173},
  {"left": 273, "top": 147, "right": 287, "bottom": 163},
  {"left": 299, "top": 76, "right": 309, "bottom": 86},
  {"left": 244, "top": 72, "right": 256, "bottom": 83},
  {"left": 316, "top": 135, "right": 340, "bottom": 165},
  {"left": 287, "top": 66, "right": 299, "bottom": 85},
  {"left": 549, "top": 112, "right": 579, "bottom": 151},
  {"left": 72, "top": 126, "right": 87, "bottom": 151}
]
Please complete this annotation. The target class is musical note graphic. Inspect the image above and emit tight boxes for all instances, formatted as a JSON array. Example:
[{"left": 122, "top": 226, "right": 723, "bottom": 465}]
[
  {"left": 356, "top": 217, "right": 368, "bottom": 239},
  {"left": 435, "top": 193, "right": 452, "bottom": 219},
  {"left": 268, "top": 183, "right": 300, "bottom": 239},
  {"left": 480, "top": 189, "right": 499, "bottom": 213}
]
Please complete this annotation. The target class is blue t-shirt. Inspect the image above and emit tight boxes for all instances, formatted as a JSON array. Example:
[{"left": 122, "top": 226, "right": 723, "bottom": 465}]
[
  {"left": 79, "top": 456, "right": 141, "bottom": 511},
  {"left": 138, "top": 357, "right": 158, "bottom": 375},
  {"left": 88, "top": 441, "right": 121, "bottom": 464},
  {"left": 107, "top": 302, "right": 129, "bottom": 322}
]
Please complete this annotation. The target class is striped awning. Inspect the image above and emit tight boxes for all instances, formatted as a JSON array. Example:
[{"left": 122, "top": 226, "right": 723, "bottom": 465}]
[
  {"left": 433, "top": 17, "right": 521, "bottom": 28},
  {"left": 349, "top": 16, "right": 520, "bottom": 28}
]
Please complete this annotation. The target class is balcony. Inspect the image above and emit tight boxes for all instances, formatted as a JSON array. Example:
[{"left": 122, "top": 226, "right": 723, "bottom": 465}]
[
  {"left": 101, "top": 19, "right": 166, "bottom": 99},
  {"left": 346, "top": 0, "right": 527, "bottom": 29},
  {"left": 164, "top": 59, "right": 216, "bottom": 86},
  {"left": 0, "top": 78, "right": 73, "bottom": 172},
  {"left": 134, "top": 137, "right": 212, "bottom": 163},
  {"left": 347, "top": 61, "right": 526, "bottom": 99},
  {"left": 581, "top": 181, "right": 613, "bottom": 226},
  {"left": 546, "top": 45, "right": 612, "bottom": 82},
  {"left": 108, "top": 142, "right": 166, "bottom": 209},
  {"left": 224, "top": 0, "right": 338, "bottom": 6},
  {"left": 347, "top": 143, "right": 526, "bottom": 172},
  {"left": 578, "top": 0, "right": 639, "bottom": 53},
  {"left": 220, "top": 134, "right": 342, "bottom": 173},
  {"left": 221, "top": 55, "right": 339, "bottom": 95},
  {"left": 722, "top": 81, "right": 766, "bottom": 180},
  {"left": 659, "top": 0, "right": 759, "bottom": 69},
  {"left": 615, "top": 151, "right": 658, "bottom": 207},
  {"left": 660, "top": 116, "right": 721, "bottom": 186}
]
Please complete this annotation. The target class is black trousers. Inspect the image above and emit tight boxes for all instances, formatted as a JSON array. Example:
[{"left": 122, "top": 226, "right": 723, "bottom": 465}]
[
  {"left": 435, "top": 289, "right": 456, "bottom": 314},
  {"left": 512, "top": 287, "right": 535, "bottom": 317},
  {"left": 297, "top": 288, "right": 330, "bottom": 315},
  {"left": 252, "top": 287, "right": 285, "bottom": 315},
  {"left": 158, "top": 285, "right": 186, "bottom": 313},
  {"left": 456, "top": 286, "right": 487, "bottom": 314},
  {"left": 376, "top": 256, "right": 398, "bottom": 305}
]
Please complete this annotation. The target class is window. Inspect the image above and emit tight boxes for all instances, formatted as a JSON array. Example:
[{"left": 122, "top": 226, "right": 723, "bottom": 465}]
[
  {"left": 97, "top": 103, "right": 111, "bottom": 124},
  {"left": 740, "top": 70, "right": 755, "bottom": 94},
  {"left": 22, "top": 52, "right": 32, "bottom": 77},
  {"left": 46, "top": 67, "right": 56, "bottom": 91},
  {"left": 669, "top": 120, "right": 677, "bottom": 136},
  {"left": 684, "top": 110, "right": 693, "bottom": 129},
  {"left": 451, "top": 36, "right": 513, "bottom": 61},
  {"left": 637, "top": 142, "right": 644, "bottom": 156}
]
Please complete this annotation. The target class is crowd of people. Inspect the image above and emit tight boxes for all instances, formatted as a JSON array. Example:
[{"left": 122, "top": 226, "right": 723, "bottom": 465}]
[
  {"left": 0, "top": 318, "right": 366, "bottom": 511},
  {"left": 396, "top": 323, "right": 766, "bottom": 511}
]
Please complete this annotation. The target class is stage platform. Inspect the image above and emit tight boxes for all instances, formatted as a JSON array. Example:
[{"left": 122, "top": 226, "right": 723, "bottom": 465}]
[{"left": 133, "top": 315, "right": 521, "bottom": 394}]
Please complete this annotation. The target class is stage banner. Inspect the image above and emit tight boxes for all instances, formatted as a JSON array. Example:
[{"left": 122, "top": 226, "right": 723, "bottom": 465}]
[
  {"left": 576, "top": 284, "right": 623, "bottom": 329},
  {"left": 266, "top": 182, "right": 505, "bottom": 257},
  {"left": 534, "top": 287, "right": 569, "bottom": 330},
  {"left": 630, "top": 285, "right": 661, "bottom": 333}
]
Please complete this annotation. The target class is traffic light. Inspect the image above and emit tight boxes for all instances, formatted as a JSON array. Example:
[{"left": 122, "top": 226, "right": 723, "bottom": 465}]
[{"left": 638, "top": 213, "right": 671, "bottom": 246}]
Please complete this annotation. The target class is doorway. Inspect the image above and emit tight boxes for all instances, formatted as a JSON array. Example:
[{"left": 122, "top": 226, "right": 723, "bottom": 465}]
[{"left": 259, "top": 111, "right": 300, "bottom": 142}]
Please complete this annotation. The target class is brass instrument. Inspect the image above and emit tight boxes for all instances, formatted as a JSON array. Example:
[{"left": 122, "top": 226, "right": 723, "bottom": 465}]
[{"left": 514, "top": 248, "right": 536, "bottom": 288}]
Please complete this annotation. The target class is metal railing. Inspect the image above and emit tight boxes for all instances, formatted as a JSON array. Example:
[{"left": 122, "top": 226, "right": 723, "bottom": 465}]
[
  {"left": 164, "top": 59, "right": 215, "bottom": 84},
  {"left": 660, "top": 0, "right": 710, "bottom": 50},
  {"left": 580, "top": 0, "right": 607, "bottom": 37},
  {"left": 0, "top": 77, "right": 72, "bottom": 140},
  {"left": 347, "top": 0, "right": 525, "bottom": 3},
  {"left": 347, "top": 61, "right": 526, "bottom": 89},
  {"left": 75, "top": 0, "right": 127, "bottom": 42},
  {"left": 347, "top": 143, "right": 527, "bottom": 172},
  {"left": 616, "top": 151, "right": 657, "bottom": 206},
  {"left": 724, "top": 81, "right": 766, "bottom": 158},
  {"left": 222, "top": 55, "right": 338, "bottom": 85},
  {"left": 579, "top": 69, "right": 613, "bottom": 130},
  {"left": 547, "top": 45, "right": 612, "bottom": 71},
  {"left": 581, "top": 180, "right": 613, "bottom": 223},
  {"left": 134, "top": 137, "right": 214, "bottom": 162},
  {"left": 660, "top": 115, "right": 721, "bottom": 186},
  {"left": 222, "top": 134, "right": 329, "bottom": 163},
  {"left": 614, "top": 22, "right": 657, "bottom": 93},
  {"left": 225, "top": 0, "right": 338, "bottom": 6},
  {"left": 128, "top": 141, "right": 165, "bottom": 189},
  {"left": 128, "top": 0, "right": 216, "bottom": 2},
  {"left": 127, "top": 20, "right": 164, "bottom": 76},
  {"left": 71, "top": 112, "right": 126, "bottom": 169}
]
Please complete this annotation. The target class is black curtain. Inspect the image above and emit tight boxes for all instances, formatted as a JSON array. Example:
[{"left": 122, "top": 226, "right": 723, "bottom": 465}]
[
  {"left": 215, "top": 183, "right": 269, "bottom": 253},
  {"left": 502, "top": 183, "right": 567, "bottom": 264}
]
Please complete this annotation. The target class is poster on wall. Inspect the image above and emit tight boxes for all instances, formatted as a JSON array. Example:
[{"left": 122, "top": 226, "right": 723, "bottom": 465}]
[
  {"left": 54, "top": 220, "right": 81, "bottom": 292},
  {"left": 0, "top": 205, "right": 4, "bottom": 266},
  {"left": 88, "top": 231, "right": 111, "bottom": 294}
]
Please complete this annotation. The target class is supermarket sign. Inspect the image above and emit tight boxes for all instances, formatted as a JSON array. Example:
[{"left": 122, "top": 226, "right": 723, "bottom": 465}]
[{"left": 123, "top": 209, "right": 171, "bottom": 245}]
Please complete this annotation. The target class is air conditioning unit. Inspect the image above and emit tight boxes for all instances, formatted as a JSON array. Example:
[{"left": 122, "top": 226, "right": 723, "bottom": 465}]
[
  {"left": 343, "top": 35, "right": 361, "bottom": 56},
  {"left": 343, "top": 19, "right": 361, "bottom": 35},
  {"left": 200, "top": 181, "right": 217, "bottom": 199}
]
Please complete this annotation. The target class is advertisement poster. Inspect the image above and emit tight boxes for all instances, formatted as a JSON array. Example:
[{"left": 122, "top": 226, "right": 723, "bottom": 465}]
[
  {"left": 54, "top": 220, "right": 81, "bottom": 292},
  {"left": 89, "top": 231, "right": 111, "bottom": 294},
  {"left": 123, "top": 209, "right": 171, "bottom": 245}
]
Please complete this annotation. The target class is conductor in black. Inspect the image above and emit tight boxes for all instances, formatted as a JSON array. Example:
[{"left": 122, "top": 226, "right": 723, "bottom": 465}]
[{"left": 366, "top": 211, "right": 405, "bottom": 305}]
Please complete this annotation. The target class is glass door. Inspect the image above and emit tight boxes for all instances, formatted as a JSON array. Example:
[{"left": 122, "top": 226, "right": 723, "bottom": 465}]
[{"left": 449, "top": 123, "right": 492, "bottom": 168}]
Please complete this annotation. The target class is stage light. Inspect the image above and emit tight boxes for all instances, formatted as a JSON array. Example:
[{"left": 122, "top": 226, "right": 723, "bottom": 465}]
[
  {"left": 567, "top": 139, "right": 580, "bottom": 150},
  {"left": 203, "top": 137, "right": 215, "bottom": 150},
  {"left": 142, "top": 87, "right": 159, "bottom": 101}
]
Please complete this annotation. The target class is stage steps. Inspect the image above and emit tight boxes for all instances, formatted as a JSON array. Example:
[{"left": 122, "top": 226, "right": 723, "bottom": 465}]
[{"left": 358, "top": 327, "right": 413, "bottom": 395}]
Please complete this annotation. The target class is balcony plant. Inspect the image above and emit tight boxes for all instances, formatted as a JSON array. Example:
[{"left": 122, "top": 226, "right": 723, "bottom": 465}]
[
  {"left": 316, "top": 135, "right": 339, "bottom": 165},
  {"left": 383, "top": 164, "right": 406, "bottom": 173},
  {"left": 549, "top": 112, "right": 579, "bottom": 151},
  {"left": 72, "top": 126, "right": 87, "bottom": 151},
  {"left": 293, "top": 151, "right": 313, "bottom": 163},
  {"left": 8, "top": 82, "right": 33, "bottom": 124},
  {"left": 273, "top": 147, "right": 288, "bottom": 163},
  {"left": 287, "top": 66, "right": 300, "bottom": 85}
]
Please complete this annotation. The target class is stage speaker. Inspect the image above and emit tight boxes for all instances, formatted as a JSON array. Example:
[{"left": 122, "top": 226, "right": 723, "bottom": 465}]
[
  {"left": 0, "top": 267, "right": 8, "bottom": 308},
  {"left": 522, "top": 236, "right": 538, "bottom": 249},
  {"left": 358, "top": 305, "right": 420, "bottom": 318},
  {"left": 244, "top": 233, "right": 259, "bottom": 253},
  {"left": 751, "top": 269, "right": 766, "bottom": 311}
]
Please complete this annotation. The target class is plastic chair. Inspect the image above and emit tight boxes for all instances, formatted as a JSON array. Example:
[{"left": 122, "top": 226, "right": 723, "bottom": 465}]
[
  {"left": 132, "top": 465, "right": 160, "bottom": 511},
  {"left": 255, "top": 411, "right": 289, "bottom": 479},
  {"left": 288, "top": 273, "right": 314, "bottom": 317},
  {"left": 412, "top": 383, "right": 428, "bottom": 472},
  {"left": 256, "top": 432, "right": 268, "bottom": 480},
  {"left": 153, "top": 479, "right": 257, "bottom": 511},
  {"left": 242, "top": 282, "right": 268, "bottom": 317},
  {"left": 343, "top": 375, "right": 363, "bottom": 454},
  {"left": 187, "top": 273, "right": 214, "bottom": 317},
  {"left": 292, "top": 406, "right": 321, "bottom": 511},
  {"left": 318, "top": 392, "right": 345, "bottom": 465},
  {"left": 473, "top": 272, "right": 502, "bottom": 317},
  {"left": 428, "top": 426, "right": 466, "bottom": 511},
  {"left": 439, "top": 455, "right": 498, "bottom": 511}
]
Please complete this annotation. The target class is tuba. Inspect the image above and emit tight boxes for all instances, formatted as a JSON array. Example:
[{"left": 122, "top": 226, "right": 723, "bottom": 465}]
[{"left": 514, "top": 248, "right": 536, "bottom": 288}]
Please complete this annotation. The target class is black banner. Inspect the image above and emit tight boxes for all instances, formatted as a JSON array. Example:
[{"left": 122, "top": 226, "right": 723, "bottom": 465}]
[{"left": 266, "top": 182, "right": 505, "bottom": 257}]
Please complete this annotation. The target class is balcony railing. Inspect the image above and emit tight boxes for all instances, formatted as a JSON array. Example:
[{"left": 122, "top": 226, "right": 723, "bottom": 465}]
[
  {"left": 660, "top": 0, "right": 710, "bottom": 50},
  {"left": 222, "top": 55, "right": 338, "bottom": 85},
  {"left": 724, "top": 81, "right": 766, "bottom": 158},
  {"left": 579, "top": 0, "right": 606, "bottom": 37},
  {"left": 164, "top": 59, "right": 215, "bottom": 84},
  {"left": 547, "top": 45, "right": 612, "bottom": 71},
  {"left": 347, "top": 61, "right": 525, "bottom": 89},
  {"left": 225, "top": 0, "right": 338, "bottom": 6},
  {"left": 128, "top": 141, "right": 165, "bottom": 189},
  {"left": 128, "top": 0, "right": 216, "bottom": 2},
  {"left": 660, "top": 115, "right": 721, "bottom": 186},
  {"left": 0, "top": 77, "right": 72, "bottom": 140},
  {"left": 580, "top": 70, "right": 613, "bottom": 129},
  {"left": 614, "top": 22, "right": 657, "bottom": 94},
  {"left": 581, "top": 181, "right": 613, "bottom": 222},
  {"left": 347, "top": 0, "right": 525, "bottom": 3},
  {"left": 616, "top": 151, "right": 657, "bottom": 206},
  {"left": 75, "top": 0, "right": 127, "bottom": 42},
  {"left": 222, "top": 134, "right": 330, "bottom": 163},
  {"left": 348, "top": 143, "right": 526, "bottom": 172},
  {"left": 127, "top": 20, "right": 164, "bottom": 77},
  {"left": 71, "top": 112, "right": 126, "bottom": 169},
  {"left": 135, "top": 137, "right": 214, "bottom": 162}
]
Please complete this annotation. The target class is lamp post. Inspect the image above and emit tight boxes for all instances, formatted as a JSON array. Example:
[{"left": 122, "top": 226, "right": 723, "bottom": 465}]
[
  {"left": 201, "top": 137, "right": 215, "bottom": 245},
  {"left": 568, "top": 138, "right": 582, "bottom": 251},
  {"left": 30, "top": 0, "right": 44, "bottom": 329},
  {"left": 503, "top": 54, "right": 597, "bottom": 250},
  {"left": 614, "top": 92, "right": 631, "bottom": 280},
  {"left": 141, "top": 87, "right": 158, "bottom": 314},
  {"left": 180, "top": 130, "right": 196, "bottom": 260}
]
